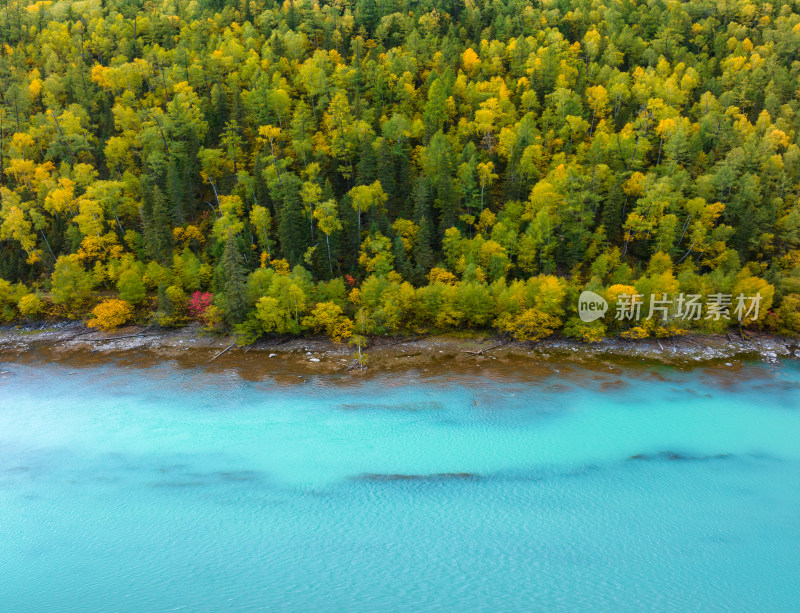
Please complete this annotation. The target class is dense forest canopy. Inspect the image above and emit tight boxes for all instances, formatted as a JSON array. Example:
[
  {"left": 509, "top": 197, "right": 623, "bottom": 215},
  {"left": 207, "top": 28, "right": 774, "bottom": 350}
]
[{"left": 1, "top": 0, "right": 800, "bottom": 343}]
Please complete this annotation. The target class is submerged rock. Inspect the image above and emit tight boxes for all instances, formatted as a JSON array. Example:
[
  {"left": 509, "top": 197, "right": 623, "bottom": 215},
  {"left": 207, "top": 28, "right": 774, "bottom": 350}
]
[
  {"left": 629, "top": 451, "right": 732, "bottom": 462},
  {"left": 353, "top": 472, "right": 477, "bottom": 482}
]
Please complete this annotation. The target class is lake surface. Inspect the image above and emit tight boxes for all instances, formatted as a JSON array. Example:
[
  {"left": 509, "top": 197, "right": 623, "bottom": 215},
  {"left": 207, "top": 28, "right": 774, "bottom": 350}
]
[{"left": 1, "top": 355, "right": 799, "bottom": 612}]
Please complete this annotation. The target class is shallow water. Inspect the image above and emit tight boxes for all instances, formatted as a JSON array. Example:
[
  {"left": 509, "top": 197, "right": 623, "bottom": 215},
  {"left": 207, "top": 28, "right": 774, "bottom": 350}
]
[{"left": 1, "top": 357, "right": 799, "bottom": 612}]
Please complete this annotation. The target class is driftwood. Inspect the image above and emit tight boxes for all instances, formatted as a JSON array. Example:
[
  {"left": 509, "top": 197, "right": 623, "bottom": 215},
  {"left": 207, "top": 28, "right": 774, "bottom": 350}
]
[
  {"left": 463, "top": 340, "right": 510, "bottom": 356},
  {"left": 73, "top": 332, "right": 162, "bottom": 342},
  {"left": 58, "top": 329, "right": 98, "bottom": 342},
  {"left": 347, "top": 359, "right": 368, "bottom": 371},
  {"left": 726, "top": 331, "right": 748, "bottom": 345},
  {"left": 203, "top": 342, "right": 235, "bottom": 365}
]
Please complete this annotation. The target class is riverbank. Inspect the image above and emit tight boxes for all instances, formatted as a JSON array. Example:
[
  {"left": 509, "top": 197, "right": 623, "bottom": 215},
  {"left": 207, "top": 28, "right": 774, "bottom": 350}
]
[{"left": 1, "top": 321, "right": 798, "bottom": 374}]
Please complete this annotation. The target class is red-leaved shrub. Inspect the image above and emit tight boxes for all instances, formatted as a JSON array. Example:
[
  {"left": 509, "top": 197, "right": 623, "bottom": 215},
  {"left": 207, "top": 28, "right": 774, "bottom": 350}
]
[{"left": 189, "top": 291, "right": 214, "bottom": 321}]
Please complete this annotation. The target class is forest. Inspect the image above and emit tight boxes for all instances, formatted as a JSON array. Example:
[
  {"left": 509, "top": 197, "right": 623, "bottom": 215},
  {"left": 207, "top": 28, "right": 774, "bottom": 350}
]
[{"left": 2, "top": 0, "right": 800, "bottom": 348}]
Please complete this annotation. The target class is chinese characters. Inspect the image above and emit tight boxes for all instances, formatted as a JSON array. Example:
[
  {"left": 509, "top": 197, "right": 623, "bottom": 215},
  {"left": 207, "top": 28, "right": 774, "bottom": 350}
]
[{"left": 614, "top": 293, "right": 762, "bottom": 322}]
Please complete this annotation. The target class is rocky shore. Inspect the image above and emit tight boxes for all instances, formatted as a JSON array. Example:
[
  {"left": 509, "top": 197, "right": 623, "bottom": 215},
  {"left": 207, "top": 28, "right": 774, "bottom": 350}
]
[{"left": 1, "top": 321, "right": 798, "bottom": 375}]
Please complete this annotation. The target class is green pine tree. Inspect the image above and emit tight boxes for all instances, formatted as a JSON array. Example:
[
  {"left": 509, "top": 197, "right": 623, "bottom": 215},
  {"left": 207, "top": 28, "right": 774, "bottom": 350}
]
[{"left": 222, "top": 234, "right": 249, "bottom": 325}]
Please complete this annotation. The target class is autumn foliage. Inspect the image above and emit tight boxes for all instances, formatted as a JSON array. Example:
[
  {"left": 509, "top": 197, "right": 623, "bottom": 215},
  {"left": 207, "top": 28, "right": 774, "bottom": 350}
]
[
  {"left": 189, "top": 292, "right": 214, "bottom": 321},
  {"left": 88, "top": 299, "right": 133, "bottom": 332},
  {"left": 496, "top": 309, "right": 561, "bottom": 342},
  {"left": 0, "top": 0, "right": 798, "bottom": 345},
  {"left": 302, "top": 302, "right": 354, "bottom": 343}
]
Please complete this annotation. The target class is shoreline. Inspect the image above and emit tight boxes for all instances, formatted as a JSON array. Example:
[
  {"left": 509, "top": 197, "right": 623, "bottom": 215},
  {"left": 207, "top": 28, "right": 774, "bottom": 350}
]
[{"left": 1, "top": 322, "right": 798, "bottom": 375}]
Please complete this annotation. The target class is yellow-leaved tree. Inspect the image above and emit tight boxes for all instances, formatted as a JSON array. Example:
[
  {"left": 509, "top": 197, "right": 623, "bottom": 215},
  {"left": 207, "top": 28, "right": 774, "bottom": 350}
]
[
  {"left": 88, "top": 299, "right": 133, "bottom": 332},
  {"left": 496, "top": 308, "right": 560, "bottom": 341},
  {"left": 302, "top": 302, "right": 354, "bottom": 342}
]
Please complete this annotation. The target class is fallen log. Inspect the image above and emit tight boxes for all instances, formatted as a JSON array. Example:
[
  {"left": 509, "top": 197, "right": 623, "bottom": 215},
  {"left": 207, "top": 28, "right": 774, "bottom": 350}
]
[
  {"left": 203, "top": 342, "right": 236, "bottom": 365},
  {"left": 73, "top": 332, "right": 163, "bottom": 342},
  {"left": 463, "top": 340, "right": 509, "bottom": 356}
]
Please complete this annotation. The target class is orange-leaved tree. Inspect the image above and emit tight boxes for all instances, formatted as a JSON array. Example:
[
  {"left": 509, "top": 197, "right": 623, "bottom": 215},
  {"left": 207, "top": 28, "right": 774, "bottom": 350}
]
[{"left": 88, "top": 299, "right": 133, "bottom": 332}]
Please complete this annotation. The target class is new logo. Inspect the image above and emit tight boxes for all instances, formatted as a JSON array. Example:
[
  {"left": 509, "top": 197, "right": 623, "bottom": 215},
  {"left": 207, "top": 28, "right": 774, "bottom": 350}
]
[{"left": 578, "top": 291, "right": 608, "bottom": 322}]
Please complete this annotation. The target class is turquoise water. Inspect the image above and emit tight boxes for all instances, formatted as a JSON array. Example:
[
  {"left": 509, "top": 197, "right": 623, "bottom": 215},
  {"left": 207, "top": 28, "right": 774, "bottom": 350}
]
[{"left": 1, "top": 357, "right": 799, "bottom": 612}]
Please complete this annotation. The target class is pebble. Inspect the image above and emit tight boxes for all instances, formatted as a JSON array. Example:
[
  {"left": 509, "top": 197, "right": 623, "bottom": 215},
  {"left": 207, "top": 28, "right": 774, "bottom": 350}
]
[
  {"left": 269, "top": 353, "right": 277, "bottom": 358},
  {"left": 309, "top": 357, "right": 320, "bottom": 362}
]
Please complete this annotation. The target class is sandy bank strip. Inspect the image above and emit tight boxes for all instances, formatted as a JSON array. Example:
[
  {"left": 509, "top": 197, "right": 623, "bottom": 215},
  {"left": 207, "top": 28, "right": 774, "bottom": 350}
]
[{"left": 1, "top": 321, "right": 798, "bottom": 373}]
